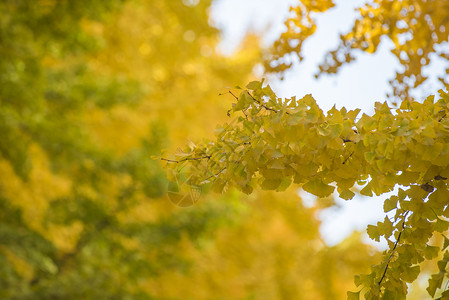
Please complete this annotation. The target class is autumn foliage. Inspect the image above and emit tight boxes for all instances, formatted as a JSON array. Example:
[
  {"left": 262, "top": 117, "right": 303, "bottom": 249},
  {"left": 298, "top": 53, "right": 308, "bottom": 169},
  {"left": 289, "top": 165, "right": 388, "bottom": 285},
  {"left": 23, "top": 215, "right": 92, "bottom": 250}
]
[
  {"left": 163, "top": 0, "right": 449, "bottom": 299},
  {"left": 1, "top": 0, "right": 448, "bottom": 299},
  {"left": 0, "top": 0, "right": 381, "bottom": 299}
]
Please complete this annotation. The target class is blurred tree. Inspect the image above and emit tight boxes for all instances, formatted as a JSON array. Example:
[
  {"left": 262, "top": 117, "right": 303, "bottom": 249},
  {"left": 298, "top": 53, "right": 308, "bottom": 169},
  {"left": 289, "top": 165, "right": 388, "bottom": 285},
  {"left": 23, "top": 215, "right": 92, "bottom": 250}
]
[
  {"left": 144, "top": 190, "right": 379, "bottom": 300},
  {"left": 1, "top": 0, "right": 381, "bottom": 299},
  {"left": 0, "top": 0, "right": 256, "bottom": 298}
]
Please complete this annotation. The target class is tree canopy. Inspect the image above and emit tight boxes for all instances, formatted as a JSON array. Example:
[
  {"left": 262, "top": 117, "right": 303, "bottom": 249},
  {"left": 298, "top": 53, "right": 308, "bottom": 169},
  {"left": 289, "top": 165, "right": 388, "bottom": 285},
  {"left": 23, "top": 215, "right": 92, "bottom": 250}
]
[
  {"left": 266, "top": 0, "right": 449, "bottom": 102},
  {"left": 163, "top": 0, "right": 449, "bottom": 299}
]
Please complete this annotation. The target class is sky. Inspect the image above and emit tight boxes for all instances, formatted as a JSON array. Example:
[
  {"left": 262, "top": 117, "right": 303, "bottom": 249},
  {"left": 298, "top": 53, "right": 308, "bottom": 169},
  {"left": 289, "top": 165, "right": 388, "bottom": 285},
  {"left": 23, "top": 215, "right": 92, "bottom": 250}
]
[
  {"left": 209, "top": 0, "right": 399, "bottom": 247},
  {"left": 210, "top": 0, "right": 447, "bottom": 248}
]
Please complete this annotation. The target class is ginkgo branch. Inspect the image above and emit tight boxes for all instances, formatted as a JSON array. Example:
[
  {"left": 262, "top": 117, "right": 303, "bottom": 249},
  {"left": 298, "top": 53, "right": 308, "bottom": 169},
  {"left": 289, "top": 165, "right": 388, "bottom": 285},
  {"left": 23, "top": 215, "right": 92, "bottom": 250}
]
[
  {"left": 245, "top": 91, "right": 283, "bottom": 114},
  {"left": 379, "top": 211, "right": 410, "bottom": 286},
  {"left": 203, "top": 167, "right": 226, "bottom": 182},
  {"left": 161, "top": 156, "right": 211, "bottom": 164},
  {"left": 342, "top": 151, "right": 354, "bottom": 164},
  {"left": 342, "top": 138, "right": 355, "bottom": 143}
]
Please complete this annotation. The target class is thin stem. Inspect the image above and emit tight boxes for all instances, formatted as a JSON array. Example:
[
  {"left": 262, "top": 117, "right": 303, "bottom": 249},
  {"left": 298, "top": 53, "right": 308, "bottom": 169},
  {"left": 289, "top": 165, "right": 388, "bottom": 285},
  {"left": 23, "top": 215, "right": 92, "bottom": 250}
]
[
  {"left": 378, "top": 211, "right": 410, "bottom": 286},
  {"left": 203, "top": 167, "right": 226, "bottom": 182},
  {"left": 343, "top": 151, "right": 354, "bottom": 164},
  {"left": 161, "top": 155, "right": 211, "bottom": 164},
  {"left": 228, "top": 90, "right": 239, "bottom": 100}
]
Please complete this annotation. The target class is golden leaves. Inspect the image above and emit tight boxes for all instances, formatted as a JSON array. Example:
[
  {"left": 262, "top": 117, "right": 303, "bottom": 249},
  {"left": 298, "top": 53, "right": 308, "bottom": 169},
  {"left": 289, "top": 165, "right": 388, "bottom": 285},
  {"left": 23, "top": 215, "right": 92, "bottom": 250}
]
[
  {"left": 166, "top": 84, "right": 449, "bottom": 299},
  {"left": 264, "top": 0, "right": 335, "bottom": 75},
  {"left": 302, "top": 178, "right": 335, "bottom": 198},
  {"left": 266, "top": 0, "right": 449, "bottom": 102}
]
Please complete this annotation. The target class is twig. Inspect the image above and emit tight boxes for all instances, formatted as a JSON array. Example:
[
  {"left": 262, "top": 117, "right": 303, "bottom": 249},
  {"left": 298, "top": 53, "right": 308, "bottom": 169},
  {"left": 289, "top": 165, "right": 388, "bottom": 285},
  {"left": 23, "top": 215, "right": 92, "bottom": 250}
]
[
  {"left": 246, "top": 91, "right": 290, "bottom": 114},
  {"left": 378, "top": 211, "right": 410, "bottom": 285},
  {"left": 203, "top": 167, "right": 226, "bottom": 182},
  {"left": 228, "top": 90, "right": 239, "bottom": 100},
  {"left": 161, "top": 156, "right": 211, "bottom": 164},
  {"left": 342, "top": 151, "right": 354, "bottom": 164}
]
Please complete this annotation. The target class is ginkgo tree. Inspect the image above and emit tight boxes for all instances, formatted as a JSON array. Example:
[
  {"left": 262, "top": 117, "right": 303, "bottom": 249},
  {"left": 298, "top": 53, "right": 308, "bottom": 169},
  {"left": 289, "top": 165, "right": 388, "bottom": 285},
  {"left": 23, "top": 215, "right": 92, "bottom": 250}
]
[
  {"left": 162, "top": 0, "right": 449, "bottom": 299},
  {"left": 266, "top": 0, "right": 449, "bottom": 102},
  {"left": 0, "top": 0, "right": 260, "bottom": 299},
  {"left": 1, "top": 0, "right": 383, "bottom": 299}
]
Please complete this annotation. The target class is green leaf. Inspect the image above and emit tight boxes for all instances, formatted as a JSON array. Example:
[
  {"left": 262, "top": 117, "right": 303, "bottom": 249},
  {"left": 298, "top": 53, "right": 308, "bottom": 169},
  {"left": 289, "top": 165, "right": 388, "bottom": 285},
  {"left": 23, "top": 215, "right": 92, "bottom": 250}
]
[
  {"left": 276, "top": 177, "right": 292, "bottom": 192},
  {"left": 354, "top": 275, "right": 362, "bottom": 287},
  {"left": 241, "top": 184, "right": 253, "bottom": 194},
  {"left": 347, "top": 291, "right": 360, "bottom": 300},
  {"left": 340, "top": 189, "right": 355, "bottom": 200},
  {"left": 246, "top": 80, "right": 262, "bottom": 90},
  {"left": 328, "top": 123, "right": 343, "bottom": 138},
  {"left": 424, "top": 245, "right": 440, "bottom": 260},
  {"left": 443, "top": 236, "right": 449, "bottom": 251},
  {"left": 357, "top": 114, "right": 377, "bottom": 131},
  {"left": 233, "top": 92, "right": 252, "bottom": 111},
  {"left": 317, "top": 123, "right": 330, "bottom": 136},
  {"left": 367, "top": 224, "right": 380, "bottom": 242},
  {"left": 360, "top": 184, "right": 373, "bottom": 197},
  {"left": 214, "top": 125, "right": 226, "bottom": 137},
  {"left": 382, "top": 290, "right": 397, "bottom": 300},
  {"left": 211, "top": 178, "right": 226, "bottom": 193},
  {"left": 302, "top": 179, "right": 334, "bottom": 198},
  {"left": 364, "top": 151, "right": 376, "bottom": 164},
  {"left": 346, "top": 108, "right": 361, "bottom": 120},
  {"left": 401, "top": 265, "right": 420, "bottom": 282},
  {"left": 377, "top": 217, "right": 393, "bottom": 238},
  {"left": 261, "top": 178, "right": 282, "bottom": 190},
  {"left": 435, "top": 218, "right": 449, "bottom": 233},
  {"left": 383, "top": 196, "right": 398, "bottom": 212},
  {"left": 287, "top": 112, "right": 305, "bottom": 126},
  {"left": 427, "top": 272, "right": 444, "bottom": 297},
  {"left": 437, "top": 257, "right": 448, "bottom": 271}
]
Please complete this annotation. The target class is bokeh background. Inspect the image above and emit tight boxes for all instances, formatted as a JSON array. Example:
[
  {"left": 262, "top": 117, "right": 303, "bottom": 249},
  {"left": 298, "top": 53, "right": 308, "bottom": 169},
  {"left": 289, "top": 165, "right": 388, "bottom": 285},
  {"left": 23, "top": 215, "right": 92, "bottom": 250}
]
[{"left": 1, "top": 0, "right": 445, "bottom": 299}]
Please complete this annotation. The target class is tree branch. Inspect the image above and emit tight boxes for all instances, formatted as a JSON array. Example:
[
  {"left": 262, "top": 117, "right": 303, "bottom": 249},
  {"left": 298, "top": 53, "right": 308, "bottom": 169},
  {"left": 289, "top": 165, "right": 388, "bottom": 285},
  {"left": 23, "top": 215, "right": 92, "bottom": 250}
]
[
  {"left": 160, "top": 156, "right": 211, "bottom": 164},
  {"left": 203, "top": 167, "right": 226, "bottom": 182},
  {"left": 378, "top": 211, "right": 410, "bottom": 286}
]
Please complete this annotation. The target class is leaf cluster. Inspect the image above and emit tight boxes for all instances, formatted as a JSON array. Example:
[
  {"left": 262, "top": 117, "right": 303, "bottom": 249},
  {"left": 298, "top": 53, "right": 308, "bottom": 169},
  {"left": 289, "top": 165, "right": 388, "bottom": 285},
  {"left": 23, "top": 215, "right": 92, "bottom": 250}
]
[
  {"left": 164, "top": 81, "right": 449, "bottom": 299},
  {"left": 266, "top": 0, "right": 449, "bottom": 102}
]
